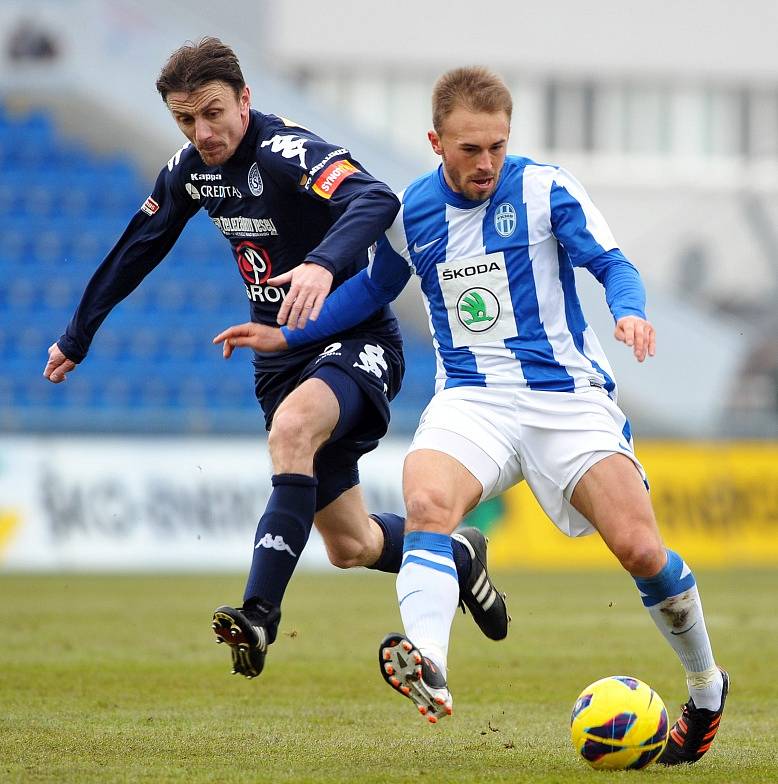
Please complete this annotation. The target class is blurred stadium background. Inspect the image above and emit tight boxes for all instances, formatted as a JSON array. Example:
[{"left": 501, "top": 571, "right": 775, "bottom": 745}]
[{"left": 1, "top": 0, "right": 777, "bottom": 573}]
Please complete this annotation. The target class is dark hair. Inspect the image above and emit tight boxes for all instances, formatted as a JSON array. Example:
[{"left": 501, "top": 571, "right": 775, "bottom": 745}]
[
  {"left": 156, "top": 37, "right": 245, "bottom": 101},
  {"left": 432, "top": 66, "right": 512, "bottom": 134}
]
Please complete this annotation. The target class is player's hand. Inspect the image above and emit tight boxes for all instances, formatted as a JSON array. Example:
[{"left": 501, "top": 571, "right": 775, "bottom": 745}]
[
  {"left": 269, "top": 262, "right": 333, "bottom": 330},
  {"left": 614, "top": 316, "right": 656, "bottom": 362},
  {"left": 43, "top": 342, "right": 77, "bottom": 383},
  {"left": 213, "top": 322, "right": 289, "bottom": 357}
]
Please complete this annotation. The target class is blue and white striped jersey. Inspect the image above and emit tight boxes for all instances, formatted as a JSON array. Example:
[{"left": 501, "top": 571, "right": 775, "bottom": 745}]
[{"left": 285, "top": 155, "right": 647, "bottom": 396}]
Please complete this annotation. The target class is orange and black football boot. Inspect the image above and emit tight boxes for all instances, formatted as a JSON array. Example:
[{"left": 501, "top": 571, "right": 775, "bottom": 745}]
[{"left": 657, "top": 668, "right": 729, "bottom": 765}]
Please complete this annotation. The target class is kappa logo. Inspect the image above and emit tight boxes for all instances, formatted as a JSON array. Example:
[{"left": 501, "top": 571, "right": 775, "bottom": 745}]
[
  {"left": 254, "top": 533, "right": 297, "bottom": 557},
  {"left": 260, "top": 134, "right": 308, "bottom": 168},
  {"left": 494, "top": 202, "right": 517, "bottom": 238},
  {"left": 354, "top": 344, "right": 388, "bottom": 391},
  {"left": 248, "top": 162, "right": 263, "bottom": 196},
  {"left": 457, "top": 288, "right": 500, "bottom": 333},
  {"left": 167, "top": 142, "right": 190, "bottom": 171}
]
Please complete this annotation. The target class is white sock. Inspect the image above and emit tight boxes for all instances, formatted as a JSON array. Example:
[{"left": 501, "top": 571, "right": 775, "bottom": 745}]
[
  {"left": 396, "top": 531, "right": 459, "bottom": 677},
  {"left": 644, "top": 585, "right": 723, "bottom": 710}
]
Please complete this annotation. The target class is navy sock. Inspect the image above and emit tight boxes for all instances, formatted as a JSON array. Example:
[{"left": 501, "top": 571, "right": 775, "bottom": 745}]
[
  {"left": 367, "top": 512, "right": 405, "bottom": 573},
  {"left": 367, "top": 512, "right": 472, "bottom": 590},
  {"left": 451, "top": 537, "right": 472, "bottom": 593},
  {"left": 243, "top": 473, "right": 317, "bottom": 613}
]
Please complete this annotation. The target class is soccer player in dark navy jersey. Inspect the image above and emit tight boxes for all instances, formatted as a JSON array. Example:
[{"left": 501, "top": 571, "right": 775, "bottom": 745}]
[{"left": 43, "top": 38, "right": 508, "bottom": 681}]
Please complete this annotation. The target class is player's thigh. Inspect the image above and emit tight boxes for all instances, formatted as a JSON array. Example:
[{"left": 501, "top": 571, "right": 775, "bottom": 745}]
[
  {"left": 571, "top": 453, "right": 665, "bottom": 575},
  {"left": 402, "top": 448, "right": 483, "bottom": 534}
]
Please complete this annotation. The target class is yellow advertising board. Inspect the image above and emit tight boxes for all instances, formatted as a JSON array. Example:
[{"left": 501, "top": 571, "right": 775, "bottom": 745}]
[{"left": 486, "top": 442, "right": 778, "bottom": 569}]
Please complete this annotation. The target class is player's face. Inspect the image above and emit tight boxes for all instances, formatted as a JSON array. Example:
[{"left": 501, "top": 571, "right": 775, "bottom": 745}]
[
  {"left": 429, "top": 107, "right": 510, "bottom": 201},
  {"left": 166, "top": 81, "right": 250, "bottom": 166}
]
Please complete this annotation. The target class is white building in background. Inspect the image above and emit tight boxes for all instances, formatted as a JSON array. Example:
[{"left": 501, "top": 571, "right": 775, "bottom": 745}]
[{"left": 1, "top": 0, "right": 776, "bottom": 434}]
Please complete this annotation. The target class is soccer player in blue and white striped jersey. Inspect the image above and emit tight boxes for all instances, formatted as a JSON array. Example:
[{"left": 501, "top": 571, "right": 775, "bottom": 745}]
[{"left": 214, "top": 67, "right": 728, "bottom": 759}]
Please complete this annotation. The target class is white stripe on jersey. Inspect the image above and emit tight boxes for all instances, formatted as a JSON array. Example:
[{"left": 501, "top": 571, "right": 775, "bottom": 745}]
[
  {"left": 421, "top": 295, "right": 449, "bottom": 394},
  {"left": 383, "top": 194, "right": 415, "bottom": 272},
  {"left": 444, "top": 202, "right": 487, "bottom": 260},
  {"left": 551, "top": 168, "right": 617, "bottom": 250}
]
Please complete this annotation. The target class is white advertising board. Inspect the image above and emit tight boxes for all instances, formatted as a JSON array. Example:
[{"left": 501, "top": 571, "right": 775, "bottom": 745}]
[{"left": 0, "top": 436, "right": 406, "bottom": 571}]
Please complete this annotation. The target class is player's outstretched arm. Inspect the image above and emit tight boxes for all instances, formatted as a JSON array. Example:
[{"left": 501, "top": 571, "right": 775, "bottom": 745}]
[
  {"left": 43, "top": 343, "right": 77, "bottom": 383},
  {"left": 213, "top": 323, "right": 288, "bottom": 358},
  {"left": 614, "top": 315, "right": 656, "bottom": 362}
]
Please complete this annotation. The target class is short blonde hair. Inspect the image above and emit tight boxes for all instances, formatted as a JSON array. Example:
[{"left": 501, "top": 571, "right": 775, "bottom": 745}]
[{"left": 432, "top": 66, "right": 512, "bottom": 134}]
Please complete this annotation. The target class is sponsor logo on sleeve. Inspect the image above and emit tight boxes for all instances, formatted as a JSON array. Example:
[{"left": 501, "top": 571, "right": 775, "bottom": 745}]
[
  {"left": 312, "top": 159, "right": 358, "bottom": 199},
  {"left": 248, "top": 162, "right": 264, "bottom": 196},
  {"left": 141, "top": 196, "right": 160, "bottom": 216},
  {"left": 260, "top": 134, "right": 308, "bottom": 168}
]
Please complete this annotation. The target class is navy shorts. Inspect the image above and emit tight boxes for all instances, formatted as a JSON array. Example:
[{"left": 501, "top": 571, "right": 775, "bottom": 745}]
[{"left": 254, "top": 333, "right": 404, "bottom": 510}]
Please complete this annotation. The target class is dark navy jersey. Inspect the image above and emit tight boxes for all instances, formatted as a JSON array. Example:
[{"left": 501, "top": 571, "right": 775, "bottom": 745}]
[{"left": 58, "top": 109, "right": 401, "bottom": 376}]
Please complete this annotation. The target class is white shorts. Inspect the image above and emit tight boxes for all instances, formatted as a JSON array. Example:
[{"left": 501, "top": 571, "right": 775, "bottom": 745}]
[{"left": 408, "top": 385, "right": 646, "bottom": 537}]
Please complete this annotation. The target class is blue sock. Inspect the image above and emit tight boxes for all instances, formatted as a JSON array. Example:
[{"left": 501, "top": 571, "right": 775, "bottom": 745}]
[
  {"left": 367, "top": 513, "right": 472, "bottom": 588},
  {"left": 243, "top": 473, "right": 317, "bottom": 610},
  {"left": 633, "top": 549, "right": 696, "bottom": 606}
]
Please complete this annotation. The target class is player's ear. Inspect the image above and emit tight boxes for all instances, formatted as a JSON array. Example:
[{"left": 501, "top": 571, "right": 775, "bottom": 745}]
[
  {"left": 428, "top": 129, "right": 443, "bottom": 157},
  {"left": 241, "top": 85, "right": 251, "bottom": 111}
]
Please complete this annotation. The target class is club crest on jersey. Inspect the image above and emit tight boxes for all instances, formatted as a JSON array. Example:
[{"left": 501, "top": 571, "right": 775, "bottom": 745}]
[
  {"left": 457, "top": 288, "right": 500, "bottom": 333},
  {"left": 248, "top": 162, "right": 263, "bottom": 196},
  {"left": 494, "top": 202, "right": 517, "bottom": 237}
]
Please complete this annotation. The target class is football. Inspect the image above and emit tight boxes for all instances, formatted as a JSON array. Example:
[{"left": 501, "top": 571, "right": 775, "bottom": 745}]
[{"left": 570, "top": 675, "right": 669, "bottom": 770}]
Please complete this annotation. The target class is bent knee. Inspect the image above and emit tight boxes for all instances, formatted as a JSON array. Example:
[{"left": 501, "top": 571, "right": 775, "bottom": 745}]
[
  {"left": 325, "top": 538, "right": 372, "bottom": 570},
  {"left": 404, "top": 489, "right": 457, "bottom": 532},
  {"left": 268, "top": 409, "right": 319, "bottom": 458},
  {"left": 613, "top": 537, "right": 666, "bottom": 577}
]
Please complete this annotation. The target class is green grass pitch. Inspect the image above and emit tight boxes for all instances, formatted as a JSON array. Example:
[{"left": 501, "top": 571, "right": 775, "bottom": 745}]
[{"left": 2, "top": 568, "right": 776, "bottom": 783}]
